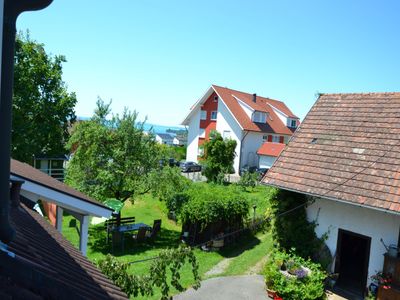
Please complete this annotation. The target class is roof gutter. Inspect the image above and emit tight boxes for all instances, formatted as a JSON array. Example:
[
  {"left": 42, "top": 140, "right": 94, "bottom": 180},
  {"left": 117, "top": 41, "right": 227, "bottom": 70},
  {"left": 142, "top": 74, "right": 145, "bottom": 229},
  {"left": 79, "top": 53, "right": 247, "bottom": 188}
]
[{"left": 0, "top": 0, "right": 53, "bottom": 244}]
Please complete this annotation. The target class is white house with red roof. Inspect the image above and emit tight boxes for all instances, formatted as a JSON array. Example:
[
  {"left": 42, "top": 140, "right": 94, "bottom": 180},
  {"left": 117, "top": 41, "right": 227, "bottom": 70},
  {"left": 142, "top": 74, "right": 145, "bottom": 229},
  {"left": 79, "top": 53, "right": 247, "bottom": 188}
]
[{"left": 182, "top": 85, "right": 299, "bottom": 174}]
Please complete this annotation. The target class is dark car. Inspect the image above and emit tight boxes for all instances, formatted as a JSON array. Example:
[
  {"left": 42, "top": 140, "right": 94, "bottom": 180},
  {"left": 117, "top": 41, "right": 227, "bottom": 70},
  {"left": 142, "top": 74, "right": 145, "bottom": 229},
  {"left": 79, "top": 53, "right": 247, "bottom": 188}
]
[
  {"left": 256, "top": 167, "right": 269, "bottom": 179},
  {"left": 180, "top": 161, "right": 202, "bottom": 173}
]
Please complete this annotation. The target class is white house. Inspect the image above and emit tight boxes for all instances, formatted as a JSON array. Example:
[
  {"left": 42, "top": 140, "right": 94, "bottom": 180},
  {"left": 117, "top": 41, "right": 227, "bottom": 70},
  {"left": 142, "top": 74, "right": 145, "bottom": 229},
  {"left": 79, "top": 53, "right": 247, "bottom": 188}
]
[
  {"left": 263, "top": 92, "right": 400, "bottom": 298},
  {"left": 181, "top": 85, "right": 299, "bottom": 174},
  {"left": 155, "top": 133, "right": 175, "bottom": 145},
  {"left": 257, "top": 142, "right": 285, "bottom": 169}
]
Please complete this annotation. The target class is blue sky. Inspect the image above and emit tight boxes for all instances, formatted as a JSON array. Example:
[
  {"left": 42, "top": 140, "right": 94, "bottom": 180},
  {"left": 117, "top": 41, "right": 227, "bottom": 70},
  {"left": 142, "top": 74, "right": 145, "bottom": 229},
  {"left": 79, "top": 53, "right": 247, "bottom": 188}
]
[{"left": 17, "top": 1, "right": 400, "bottom": 126}]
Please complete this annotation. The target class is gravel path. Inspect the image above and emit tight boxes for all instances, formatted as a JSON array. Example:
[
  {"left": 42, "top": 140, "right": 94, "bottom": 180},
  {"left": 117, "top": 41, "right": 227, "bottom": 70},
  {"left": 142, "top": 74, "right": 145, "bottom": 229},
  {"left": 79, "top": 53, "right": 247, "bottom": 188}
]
[{"left": 174, "top": 275, "right": 271, "bottom": 300}]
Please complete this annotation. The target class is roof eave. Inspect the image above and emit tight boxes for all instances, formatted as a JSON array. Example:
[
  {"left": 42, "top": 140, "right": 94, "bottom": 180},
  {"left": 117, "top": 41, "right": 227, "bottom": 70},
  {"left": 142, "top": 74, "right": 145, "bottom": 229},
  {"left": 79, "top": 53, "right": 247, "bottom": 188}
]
[{"left": 262, "top": 181, "right": 400, "bottom": 216}]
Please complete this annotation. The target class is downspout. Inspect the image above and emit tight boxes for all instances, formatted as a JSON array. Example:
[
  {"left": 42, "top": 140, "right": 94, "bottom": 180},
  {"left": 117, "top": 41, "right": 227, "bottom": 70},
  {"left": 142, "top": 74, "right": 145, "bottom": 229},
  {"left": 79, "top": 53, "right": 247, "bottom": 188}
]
[
  {"left": 0, "top": 0, "right": 53, "bottom": 244},
  {"left": 238, "top": 130, "right": 249, "bottom": 174}
]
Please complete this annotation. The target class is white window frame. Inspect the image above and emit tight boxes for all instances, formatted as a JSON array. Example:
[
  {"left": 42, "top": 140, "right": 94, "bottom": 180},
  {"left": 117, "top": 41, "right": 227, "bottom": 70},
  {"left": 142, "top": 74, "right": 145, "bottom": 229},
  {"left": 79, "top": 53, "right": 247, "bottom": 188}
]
[
  {"left": 223, "top": 130, "right": 231, "bottom": 139},
  {"left": 272, "top": 135, "right": 280, "bottom": 143},
  {"left": 211, "top": 111, "right": 217, "bottom": 120},
  {"left": 252, "top": 111, "right": 267, "bottom": 123},
  {"left": 200, "top": 110, "right": 207, "bottom": 120},
  {"left": 290, "top": 119, "right": 297, "bottom": 128},
  {"left": 199, "top": 128, "right": 205, "bottom": 138}
]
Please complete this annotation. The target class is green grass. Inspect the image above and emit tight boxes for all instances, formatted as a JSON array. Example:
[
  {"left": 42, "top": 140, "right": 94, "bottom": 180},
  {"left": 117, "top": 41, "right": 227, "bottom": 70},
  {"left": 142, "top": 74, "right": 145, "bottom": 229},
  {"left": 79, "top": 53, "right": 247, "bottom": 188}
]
[{"left": 61, "top": 184, "right": 275, "bottom": 299}]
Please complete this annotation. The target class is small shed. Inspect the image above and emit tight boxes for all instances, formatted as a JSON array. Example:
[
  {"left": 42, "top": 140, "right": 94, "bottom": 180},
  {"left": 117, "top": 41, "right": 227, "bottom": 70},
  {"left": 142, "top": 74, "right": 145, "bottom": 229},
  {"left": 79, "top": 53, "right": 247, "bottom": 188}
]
[{"left": 257, "top": 142, "right": 285, "bottom": 169}]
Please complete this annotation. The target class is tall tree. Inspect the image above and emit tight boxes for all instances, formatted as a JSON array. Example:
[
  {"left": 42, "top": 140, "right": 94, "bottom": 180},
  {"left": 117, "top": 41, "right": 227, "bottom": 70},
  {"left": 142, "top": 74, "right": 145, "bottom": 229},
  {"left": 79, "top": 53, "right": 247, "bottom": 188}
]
[
  {"left": 65, "top": 99, "right": 160, "bottom": 203},
  {"left": 12, "top": 32, "right": 77, "bottom": 163},
  {"left": 202, "top": 131, "right": 237, "bottom": 183}
]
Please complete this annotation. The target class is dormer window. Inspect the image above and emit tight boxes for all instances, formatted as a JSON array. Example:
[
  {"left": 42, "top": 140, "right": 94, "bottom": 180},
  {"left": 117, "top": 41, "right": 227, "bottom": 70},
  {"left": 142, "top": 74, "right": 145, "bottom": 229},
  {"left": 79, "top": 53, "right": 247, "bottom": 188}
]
[
  {"left": 288, "top": 118, "right": 297, "bottom": 128},
  {"left": 252, "top": 111, "right": 267, "bottom": 123}
]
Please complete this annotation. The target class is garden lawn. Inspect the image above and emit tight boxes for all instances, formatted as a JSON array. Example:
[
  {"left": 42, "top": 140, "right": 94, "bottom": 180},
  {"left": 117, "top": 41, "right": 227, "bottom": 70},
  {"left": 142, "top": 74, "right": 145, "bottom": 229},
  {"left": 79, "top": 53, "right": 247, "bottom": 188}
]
[{"left": 61, "top": 184, "right": 275, "bottom": 299}]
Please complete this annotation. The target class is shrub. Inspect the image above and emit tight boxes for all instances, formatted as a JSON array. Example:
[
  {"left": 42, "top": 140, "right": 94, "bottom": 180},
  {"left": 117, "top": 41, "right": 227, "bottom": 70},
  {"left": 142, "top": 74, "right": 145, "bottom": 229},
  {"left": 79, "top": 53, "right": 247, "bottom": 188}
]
[
  {"left": 270, "top": 189, "right": 323, "bottom": 259},
  {"left": 237, "top": 171, "right": 259, "bottom": 190},
  {"left": 180, "top": 184, "right": 249, "bottom": 230},
  {"left": 264, "top": 249, "right": 327, "bottom": 300}
]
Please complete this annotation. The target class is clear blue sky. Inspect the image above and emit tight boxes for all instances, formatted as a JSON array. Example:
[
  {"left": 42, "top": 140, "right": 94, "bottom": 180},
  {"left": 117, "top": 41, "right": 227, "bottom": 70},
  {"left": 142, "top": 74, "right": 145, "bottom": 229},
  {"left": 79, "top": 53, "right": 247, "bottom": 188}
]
[{"left": 17, "top": 0, "right": 400, "bottom": 126}]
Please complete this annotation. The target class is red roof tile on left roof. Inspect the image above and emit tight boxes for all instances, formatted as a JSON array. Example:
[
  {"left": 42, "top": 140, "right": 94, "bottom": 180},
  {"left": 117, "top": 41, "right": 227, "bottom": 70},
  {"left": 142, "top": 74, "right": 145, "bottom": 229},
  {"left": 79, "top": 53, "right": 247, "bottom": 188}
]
[{"left": 4, "top": 203, "right": 128, "bottom": 299}]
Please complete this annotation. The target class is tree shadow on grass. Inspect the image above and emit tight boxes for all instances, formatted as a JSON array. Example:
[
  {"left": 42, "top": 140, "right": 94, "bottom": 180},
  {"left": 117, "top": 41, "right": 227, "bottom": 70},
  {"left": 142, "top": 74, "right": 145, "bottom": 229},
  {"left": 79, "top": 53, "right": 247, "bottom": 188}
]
[
  {"left": 218, "top": 233, "right": 261, "bottom": 258},
  {"left": 88, "top": 225, "right": 182, "bottom": 257}
]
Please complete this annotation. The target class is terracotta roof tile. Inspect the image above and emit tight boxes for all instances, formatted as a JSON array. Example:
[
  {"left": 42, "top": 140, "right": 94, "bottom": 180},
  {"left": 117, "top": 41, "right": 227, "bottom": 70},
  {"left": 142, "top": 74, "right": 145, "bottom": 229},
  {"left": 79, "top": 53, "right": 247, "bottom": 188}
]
[
  {"left": 262, "top": 92, "right": 400, "bottom": 213},
  {"left": 257, "top": 142, "right": 286, "bottom": 157},
  {"left": 212, "top": 85, "right": 298, "bottom": 135}
]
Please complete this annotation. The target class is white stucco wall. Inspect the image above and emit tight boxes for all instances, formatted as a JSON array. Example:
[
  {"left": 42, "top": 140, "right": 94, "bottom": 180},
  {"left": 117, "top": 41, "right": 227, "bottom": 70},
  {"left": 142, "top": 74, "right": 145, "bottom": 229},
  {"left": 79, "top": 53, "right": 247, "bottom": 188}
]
[
  {"left": 186, "top": 108, "right": 200, "bottom": 162},
  {"left": 216, "top": 99, "right": 243, "bottom": 174},
  {"left": 307, "top": 197, "right": 400, "bottom": 284},
  {"left": 241, "top": 132, "right": 264, "bottom": 168},
  {"left": 258, "top": 155, "right": 276, "bottom": 169}
]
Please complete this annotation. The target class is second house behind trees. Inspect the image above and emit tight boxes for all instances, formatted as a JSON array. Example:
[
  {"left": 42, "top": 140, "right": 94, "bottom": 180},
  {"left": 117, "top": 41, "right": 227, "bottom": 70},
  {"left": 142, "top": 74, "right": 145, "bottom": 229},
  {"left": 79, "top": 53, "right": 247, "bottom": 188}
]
[{"left": 182, "top": 85, "right": 299, "bottom": 174}]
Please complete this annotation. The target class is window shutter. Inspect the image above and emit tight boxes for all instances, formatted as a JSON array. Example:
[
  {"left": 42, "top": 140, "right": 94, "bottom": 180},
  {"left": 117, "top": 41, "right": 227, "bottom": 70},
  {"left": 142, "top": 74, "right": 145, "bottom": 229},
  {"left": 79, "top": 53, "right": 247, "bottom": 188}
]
[
  {"left": 279, "top": 136, "right": 284, "bottom": 143},
  {"left": 267, "top": 135, "right": 272, "bottom": 142}
]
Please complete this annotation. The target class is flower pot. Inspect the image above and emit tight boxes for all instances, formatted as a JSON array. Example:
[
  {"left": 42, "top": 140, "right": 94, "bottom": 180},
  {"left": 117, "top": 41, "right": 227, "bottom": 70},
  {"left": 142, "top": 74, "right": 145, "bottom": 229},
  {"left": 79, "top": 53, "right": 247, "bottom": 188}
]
[{"left": 266, "top": 288, "right": 277, "bottom": 298}]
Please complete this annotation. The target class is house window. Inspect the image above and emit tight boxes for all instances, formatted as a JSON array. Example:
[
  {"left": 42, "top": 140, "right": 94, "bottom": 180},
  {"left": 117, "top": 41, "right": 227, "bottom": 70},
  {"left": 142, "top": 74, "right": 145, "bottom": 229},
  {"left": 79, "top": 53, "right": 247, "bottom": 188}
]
[
  {"left": 211, "top": 111, "right": 217, "bottom": 120},
  {"left": 199, "top": 128, "right": 205, "bottom": 138},
  {"left": 200, "top": 110, "right": 207, "bottom": 120},
  {"left": 198, "top": 147, "right": 204, "bottom": 156},
  {"left": 272, "top": 135, "right": 280, "bottom": 143},
  {"left": 223, "top": 130, "right": 231, "bottom": 139},
  {"left": 213, "top": 96, "right": 218, "bottom": 102},
  {"left": 288, "top": 118, "right": 297, "bottom": 128},
  {"left": 252, "top": 111, "right": 267, "bottom": 123}
]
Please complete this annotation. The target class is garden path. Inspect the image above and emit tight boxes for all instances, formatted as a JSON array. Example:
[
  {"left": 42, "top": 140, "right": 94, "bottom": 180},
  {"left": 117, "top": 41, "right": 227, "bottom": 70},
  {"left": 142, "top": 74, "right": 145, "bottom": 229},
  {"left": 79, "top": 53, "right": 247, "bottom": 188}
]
[{"left": 174, "top": 275, "right": 271, "bottom": 300}]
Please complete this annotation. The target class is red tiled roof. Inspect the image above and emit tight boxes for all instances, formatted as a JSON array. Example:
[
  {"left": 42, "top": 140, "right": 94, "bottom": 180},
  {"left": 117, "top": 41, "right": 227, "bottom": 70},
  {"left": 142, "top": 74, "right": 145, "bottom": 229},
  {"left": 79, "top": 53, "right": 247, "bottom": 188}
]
[
  {"left": 262, "top": 92, "right": 400, "bottom": 213},
  {"left": 212, "top": 85, "right": 298, "bottom": 135},
  {"left": 257, "top": 142, "right": 286, "bottom": 157},
  {"left": 2, "top": 203, "right": 128, "bottom": 299},
  {"left": 10, "top": 159, "right": 110, "bottom": 211}
]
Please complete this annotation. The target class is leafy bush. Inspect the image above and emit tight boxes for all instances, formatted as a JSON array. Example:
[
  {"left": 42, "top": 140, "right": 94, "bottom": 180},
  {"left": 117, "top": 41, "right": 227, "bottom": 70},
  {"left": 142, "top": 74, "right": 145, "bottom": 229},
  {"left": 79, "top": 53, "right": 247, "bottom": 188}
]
[
  {"left": 202, "top": 131, "right": 237, "bottom": 183},
  {"left": 264, "top": 249, "right": 327, "bottom": 300},
  {"left": 270, "top": 189, "right": 324, "bottom": 259},
  {"left": 180, "top": 184, "right": 249, "bottom": 230},
  {"left": 237, "top": 171, "right": 259, "bottom": 190}
]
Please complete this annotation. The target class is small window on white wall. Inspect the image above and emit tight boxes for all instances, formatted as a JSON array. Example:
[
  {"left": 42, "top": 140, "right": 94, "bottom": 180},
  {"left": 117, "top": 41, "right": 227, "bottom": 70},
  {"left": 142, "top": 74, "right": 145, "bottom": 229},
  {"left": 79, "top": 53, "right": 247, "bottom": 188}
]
[
  {"left": 200, "top": 110, "right": 207, "bottom": 120},
  {"left": 272, "top": 135, "right": 280, "bottom": 143},
  {"left": 211, "top": 111, "right": 217, "bottom": 120},
  {"left": 223, "top": 130, "right": 231, "bottom": 139},
  {"left": 199, "top": 128, "right": 205, "bottom": 138}
]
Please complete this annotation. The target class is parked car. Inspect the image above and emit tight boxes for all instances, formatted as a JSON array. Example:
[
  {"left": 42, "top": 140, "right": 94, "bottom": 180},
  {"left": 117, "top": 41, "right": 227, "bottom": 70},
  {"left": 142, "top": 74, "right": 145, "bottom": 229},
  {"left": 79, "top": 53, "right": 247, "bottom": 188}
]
[
  {"left": 239, "top": 165, "right": 257, "bottom": 176},
  {"left": 180, "top": 161, "right": 202, "bottom": 173},
  {"left": 256, "top": 167, "right": 269, "bottom": 179}
]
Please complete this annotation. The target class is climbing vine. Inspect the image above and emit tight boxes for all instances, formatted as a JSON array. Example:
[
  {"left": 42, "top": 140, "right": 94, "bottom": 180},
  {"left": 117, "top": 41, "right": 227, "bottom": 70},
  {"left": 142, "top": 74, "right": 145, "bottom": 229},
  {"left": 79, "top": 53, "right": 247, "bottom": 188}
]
[{"left": 98, "top": 245, "right": 200, "bottom": 299}]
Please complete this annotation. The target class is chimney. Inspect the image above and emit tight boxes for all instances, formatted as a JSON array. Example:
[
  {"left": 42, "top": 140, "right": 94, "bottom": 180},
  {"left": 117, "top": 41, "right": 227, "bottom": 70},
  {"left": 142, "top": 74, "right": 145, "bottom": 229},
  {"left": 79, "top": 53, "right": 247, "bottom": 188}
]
[
  {"left": 252, "top": 93, "right": 257, "bottom": 103},
  {"left": 10, "top": 177, "right": 24, "bottom": 208}
]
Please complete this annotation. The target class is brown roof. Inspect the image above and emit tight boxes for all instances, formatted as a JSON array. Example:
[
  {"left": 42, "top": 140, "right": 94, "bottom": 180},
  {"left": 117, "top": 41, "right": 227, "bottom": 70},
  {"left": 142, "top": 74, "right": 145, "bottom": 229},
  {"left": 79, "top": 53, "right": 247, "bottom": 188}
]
[
  {"left": 257, "top": 142, "right": 286, "bottom": 157},
  {"left": 1, "top": 203, "right": 128, "bottom": 299},
  {"left": 11, "top": 159, "right": 110, "bottom": 211},
  {"left": 212, "top": 85, "right": 298, "bottom": 135},
  {"left": 262, "top": 92, "right": 400, "bottom": 213}
]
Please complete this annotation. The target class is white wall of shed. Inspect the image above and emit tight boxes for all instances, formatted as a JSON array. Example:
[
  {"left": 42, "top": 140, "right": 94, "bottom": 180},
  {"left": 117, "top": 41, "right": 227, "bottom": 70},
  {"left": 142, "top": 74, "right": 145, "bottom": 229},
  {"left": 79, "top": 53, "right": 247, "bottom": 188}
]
[{"left": 307, "top": 197, "right": 400, "bottom": 285}]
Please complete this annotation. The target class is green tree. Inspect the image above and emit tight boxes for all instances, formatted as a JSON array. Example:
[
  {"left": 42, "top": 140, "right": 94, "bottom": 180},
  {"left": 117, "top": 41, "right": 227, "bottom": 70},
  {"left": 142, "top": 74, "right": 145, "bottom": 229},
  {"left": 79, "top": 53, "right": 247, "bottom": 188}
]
[
  {"left": 202, "top": 131, "right": 237, "bottom": 183},
  {"left": 65, "top": 99, "right": 160, "bottom": 203},
  {"left": 12, "top": 32, "right": 77, "bottom": 163}
]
